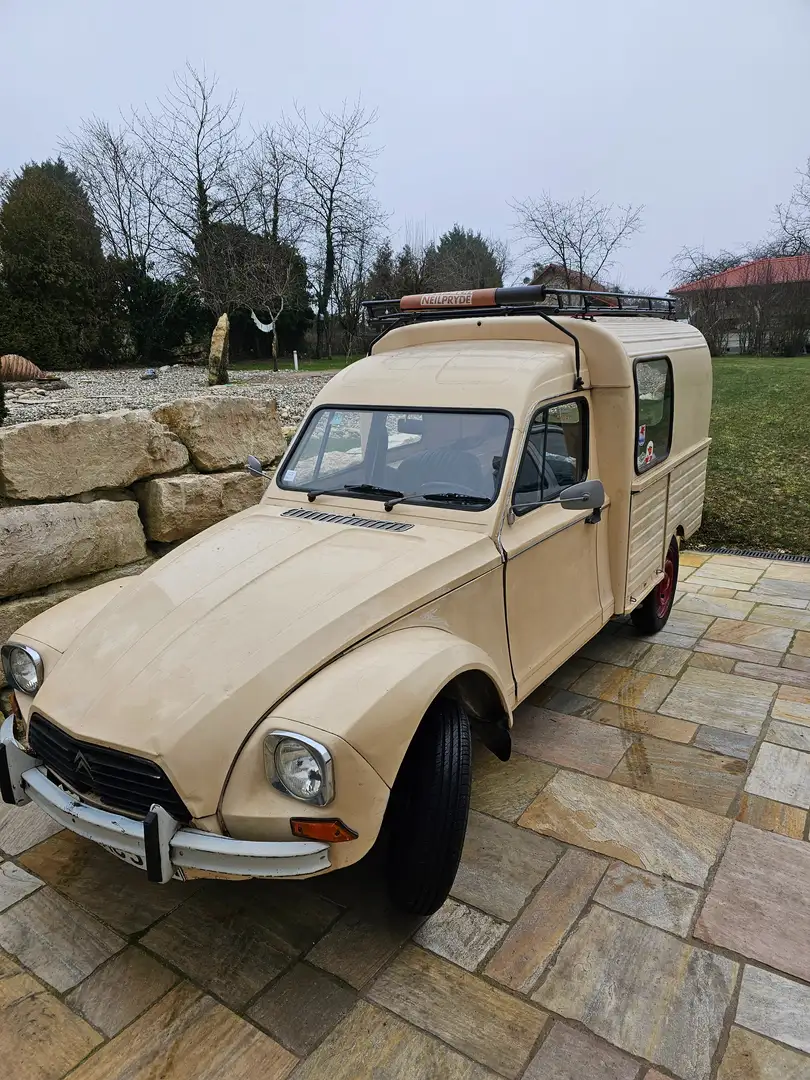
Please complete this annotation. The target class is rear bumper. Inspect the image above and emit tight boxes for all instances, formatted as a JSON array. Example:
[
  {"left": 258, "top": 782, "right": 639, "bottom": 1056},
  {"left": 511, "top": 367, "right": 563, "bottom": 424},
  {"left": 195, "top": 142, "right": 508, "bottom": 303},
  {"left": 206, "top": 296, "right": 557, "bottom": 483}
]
[{"left": 0, "top": 717, "right": 330, "bottom": 881}]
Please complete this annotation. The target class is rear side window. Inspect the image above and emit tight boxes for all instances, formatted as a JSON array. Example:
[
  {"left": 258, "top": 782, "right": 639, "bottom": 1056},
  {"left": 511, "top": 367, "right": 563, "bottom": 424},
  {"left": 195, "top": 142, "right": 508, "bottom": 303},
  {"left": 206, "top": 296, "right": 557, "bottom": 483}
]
[
  {"left": 635, "top": 357, "right": 673, "bottom": 472},
  {"left": 513, "top": 398, "right": 588, "bottom": 514}
]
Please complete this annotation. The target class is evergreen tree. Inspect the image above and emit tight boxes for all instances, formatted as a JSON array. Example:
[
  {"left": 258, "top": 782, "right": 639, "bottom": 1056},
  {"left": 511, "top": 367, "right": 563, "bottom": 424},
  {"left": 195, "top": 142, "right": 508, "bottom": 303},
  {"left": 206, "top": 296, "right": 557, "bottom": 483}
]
[
  {"left": 425, "top": 226, "right": 504, "bottom": 290},
  {"left": 366, "top": 241, "right": 395, "bottom": 298},
  {"left": 0, "top": 159, "right": 114, "bottom": 368}
]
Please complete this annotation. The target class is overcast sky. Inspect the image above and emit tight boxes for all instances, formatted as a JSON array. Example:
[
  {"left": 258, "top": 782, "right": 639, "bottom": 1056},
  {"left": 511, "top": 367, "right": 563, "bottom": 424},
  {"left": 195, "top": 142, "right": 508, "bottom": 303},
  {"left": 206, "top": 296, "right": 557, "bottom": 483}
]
[{"left": 3, "top": 0, "right": 808, "bottom": 291}]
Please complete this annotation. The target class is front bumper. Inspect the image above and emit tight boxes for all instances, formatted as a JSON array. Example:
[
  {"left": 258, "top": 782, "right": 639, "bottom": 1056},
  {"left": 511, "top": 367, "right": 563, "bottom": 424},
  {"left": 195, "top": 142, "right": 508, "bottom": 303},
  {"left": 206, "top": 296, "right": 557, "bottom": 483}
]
[{"left": 0, "top": 717, "right": 330, "bottom": 882}]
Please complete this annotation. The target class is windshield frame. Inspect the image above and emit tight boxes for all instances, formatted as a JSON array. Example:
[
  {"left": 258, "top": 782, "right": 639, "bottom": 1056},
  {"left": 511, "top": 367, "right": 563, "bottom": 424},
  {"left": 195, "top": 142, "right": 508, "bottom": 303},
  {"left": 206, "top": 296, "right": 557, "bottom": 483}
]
[{"left": 276, "top": 403, "right": 515, "bottom": 513}]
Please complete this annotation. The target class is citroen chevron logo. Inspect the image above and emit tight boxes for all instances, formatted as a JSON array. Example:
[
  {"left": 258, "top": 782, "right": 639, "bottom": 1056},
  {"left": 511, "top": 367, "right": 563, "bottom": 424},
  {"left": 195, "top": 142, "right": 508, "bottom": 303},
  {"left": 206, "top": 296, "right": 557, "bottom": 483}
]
[{"left": 73, "top": 751, "right": 93, "bottom": 782}]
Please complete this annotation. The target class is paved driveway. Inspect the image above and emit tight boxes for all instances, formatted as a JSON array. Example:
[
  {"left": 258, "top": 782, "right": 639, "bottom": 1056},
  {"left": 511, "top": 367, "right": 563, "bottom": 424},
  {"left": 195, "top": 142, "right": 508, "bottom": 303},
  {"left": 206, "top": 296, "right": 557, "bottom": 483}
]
[{"left": 2, "top": 550, "right": 810, "bottom": 1080}]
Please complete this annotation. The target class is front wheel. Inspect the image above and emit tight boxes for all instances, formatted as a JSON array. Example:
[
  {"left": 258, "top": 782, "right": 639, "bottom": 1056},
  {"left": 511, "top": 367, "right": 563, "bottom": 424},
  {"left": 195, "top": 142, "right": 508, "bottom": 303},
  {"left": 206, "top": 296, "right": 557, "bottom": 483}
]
[
  {"left": 385, "top": 698, "right": 471, "bottom": 917},
  {"left": 632, "top": 536, "right": 680, "bottom": 634}
]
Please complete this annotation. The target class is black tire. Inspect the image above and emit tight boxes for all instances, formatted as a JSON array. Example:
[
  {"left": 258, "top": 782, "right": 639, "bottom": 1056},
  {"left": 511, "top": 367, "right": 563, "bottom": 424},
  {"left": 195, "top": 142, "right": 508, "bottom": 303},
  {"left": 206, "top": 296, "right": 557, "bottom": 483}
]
[
  {"left": 632, "top": 536, "right": 680, "bottom": 634},
  {"left": 385, "top": 698, "right": 471, "bottom": 917}
]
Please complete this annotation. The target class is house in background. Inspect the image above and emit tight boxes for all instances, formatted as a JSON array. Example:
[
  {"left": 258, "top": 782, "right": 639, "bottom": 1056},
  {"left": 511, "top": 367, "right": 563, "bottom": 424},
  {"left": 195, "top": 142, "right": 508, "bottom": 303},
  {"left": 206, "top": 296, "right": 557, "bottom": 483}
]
[
  {"left": 671, "top": 255, "right": 810, "bottom": 356},
  {"left": 528, "top": 264, "right": 617, "bottom": 307}
]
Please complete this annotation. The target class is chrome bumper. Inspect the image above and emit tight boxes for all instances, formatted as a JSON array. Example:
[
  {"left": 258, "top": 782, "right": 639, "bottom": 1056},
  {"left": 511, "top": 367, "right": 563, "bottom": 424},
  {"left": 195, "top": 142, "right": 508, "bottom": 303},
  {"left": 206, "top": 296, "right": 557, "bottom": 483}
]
[{"left": 0, "top": 717, "right": 330, "bottom": 882}]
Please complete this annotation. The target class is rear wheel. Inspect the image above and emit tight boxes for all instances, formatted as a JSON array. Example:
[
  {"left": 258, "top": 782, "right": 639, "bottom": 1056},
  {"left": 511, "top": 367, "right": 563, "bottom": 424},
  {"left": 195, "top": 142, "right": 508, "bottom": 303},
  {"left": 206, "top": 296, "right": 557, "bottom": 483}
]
[
  {"left": 632, "top": 537, "right": 680, "bottom": 634},
  {"left": 385, "top": 698, "right": 471, "bottom": 917}
]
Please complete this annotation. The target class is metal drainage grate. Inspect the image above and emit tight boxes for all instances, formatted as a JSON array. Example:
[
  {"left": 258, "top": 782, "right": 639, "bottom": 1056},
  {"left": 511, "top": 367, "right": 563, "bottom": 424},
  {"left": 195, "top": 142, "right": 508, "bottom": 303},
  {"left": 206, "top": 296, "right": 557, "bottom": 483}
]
[
  {"left": 691, "top": 546, "right": 810, "bottom": 564},
  {"left": 281, "top": 507, "right": 413, "bottom": 532}
]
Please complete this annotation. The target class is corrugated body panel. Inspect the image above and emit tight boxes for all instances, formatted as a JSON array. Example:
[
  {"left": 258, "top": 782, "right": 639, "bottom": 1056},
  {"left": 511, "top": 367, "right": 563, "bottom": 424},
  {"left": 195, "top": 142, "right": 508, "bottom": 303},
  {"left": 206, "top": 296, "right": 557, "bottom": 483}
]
[
  {"left": 666, "top": 447, "right": 709, "bottom": 541},
  {"left": 594, "top": 317, "right": 707, "bottom": 357},
  {"left": 626, "top": 481, "right": 668, "bottom": 606}
]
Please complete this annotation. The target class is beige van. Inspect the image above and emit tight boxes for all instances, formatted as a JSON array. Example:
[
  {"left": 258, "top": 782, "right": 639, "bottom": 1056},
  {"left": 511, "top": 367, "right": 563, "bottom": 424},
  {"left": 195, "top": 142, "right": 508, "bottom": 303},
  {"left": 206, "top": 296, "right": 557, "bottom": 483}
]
[{"left": 1, "top": 285, "right": 711, "bottom": 916}]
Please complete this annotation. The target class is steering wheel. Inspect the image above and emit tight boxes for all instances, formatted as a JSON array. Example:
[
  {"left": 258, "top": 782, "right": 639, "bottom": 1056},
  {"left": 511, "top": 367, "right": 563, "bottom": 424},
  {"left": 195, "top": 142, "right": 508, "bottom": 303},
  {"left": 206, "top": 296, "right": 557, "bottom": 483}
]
[{"left": 417, "top": 481, "right": 481, "bottom": 496}]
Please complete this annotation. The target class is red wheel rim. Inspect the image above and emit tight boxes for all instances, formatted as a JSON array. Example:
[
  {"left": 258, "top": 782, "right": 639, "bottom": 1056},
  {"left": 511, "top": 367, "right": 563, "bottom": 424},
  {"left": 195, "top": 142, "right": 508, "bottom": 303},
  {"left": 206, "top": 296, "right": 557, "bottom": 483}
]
[{"left": 656, "top": 555, "right": 675, "bottom": 619}]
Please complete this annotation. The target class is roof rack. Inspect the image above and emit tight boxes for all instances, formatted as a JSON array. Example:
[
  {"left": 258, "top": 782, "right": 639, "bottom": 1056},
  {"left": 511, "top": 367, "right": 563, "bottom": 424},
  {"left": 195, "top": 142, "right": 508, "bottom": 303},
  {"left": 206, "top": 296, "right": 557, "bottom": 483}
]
[
  {"left": 363, "top": 285, "right": 677, "bottom": 326},
  {"left": 362, "top": 285, "right": 679, "bottom": 392}
]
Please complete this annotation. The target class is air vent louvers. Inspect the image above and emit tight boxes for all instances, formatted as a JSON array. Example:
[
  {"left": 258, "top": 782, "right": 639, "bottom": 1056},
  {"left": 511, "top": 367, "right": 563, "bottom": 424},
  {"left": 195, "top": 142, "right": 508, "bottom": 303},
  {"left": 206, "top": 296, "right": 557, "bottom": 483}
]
[{"left": 281, "top": 507, "right": 413, "bottom": 532}]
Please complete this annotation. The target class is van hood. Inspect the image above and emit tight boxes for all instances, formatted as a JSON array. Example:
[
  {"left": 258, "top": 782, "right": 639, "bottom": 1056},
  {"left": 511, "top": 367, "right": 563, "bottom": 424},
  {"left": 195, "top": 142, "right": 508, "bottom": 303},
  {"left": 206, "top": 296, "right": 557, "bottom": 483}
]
[{"left": 33, "top": 502, "right": 499, "bottom": 816}]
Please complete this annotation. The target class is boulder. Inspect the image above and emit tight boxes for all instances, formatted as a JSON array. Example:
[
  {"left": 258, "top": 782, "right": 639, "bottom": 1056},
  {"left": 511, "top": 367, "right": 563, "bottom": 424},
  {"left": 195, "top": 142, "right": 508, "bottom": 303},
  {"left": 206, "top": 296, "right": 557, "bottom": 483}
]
[
  {"left": 0, "top": 501, "right": 147, "bottom": 599},
  {"left": 207, "top": 313, "right": 229, "bottom": 386},
  {"left": 152, "top": 396, "right": 286, "bottom": 472},
  {"left": 0, "top": 409, "right": 189, "bottom": 500},
  {"left": 136, "top": 471, "right": 267, "bottom": 543},
  {"left": 0, "top": 558, "right": 154, "bottom": 686}
]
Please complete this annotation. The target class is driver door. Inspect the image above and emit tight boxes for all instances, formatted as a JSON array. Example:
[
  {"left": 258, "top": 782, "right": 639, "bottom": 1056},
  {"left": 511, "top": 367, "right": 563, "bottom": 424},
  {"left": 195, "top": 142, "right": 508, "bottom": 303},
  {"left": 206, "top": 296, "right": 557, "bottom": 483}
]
[{"left": 501, "top": 397, "right": 603, "bottom": 699}]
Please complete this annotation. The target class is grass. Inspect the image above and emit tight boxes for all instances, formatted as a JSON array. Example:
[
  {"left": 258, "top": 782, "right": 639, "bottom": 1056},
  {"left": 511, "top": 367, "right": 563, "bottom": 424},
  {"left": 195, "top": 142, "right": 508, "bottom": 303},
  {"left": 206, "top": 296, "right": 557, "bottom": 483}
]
[
  {"left": 694, "top": 355, "right": 810, "bottom": 556},
  {"left": 230, "top": 355, "right": 361, "bottom": 372}
]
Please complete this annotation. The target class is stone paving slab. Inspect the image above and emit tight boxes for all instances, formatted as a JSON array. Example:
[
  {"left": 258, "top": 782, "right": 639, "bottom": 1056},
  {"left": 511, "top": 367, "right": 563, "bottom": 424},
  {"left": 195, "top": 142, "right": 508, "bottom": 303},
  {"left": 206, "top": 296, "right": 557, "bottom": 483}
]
[
  {"left": 717, "top": 1026, "right": 810, "bottom": 1079},
  {"left": 593, "top": 861, "right": 700, "bottom": 936},
  {"left": 3, "top": 552, "right": 810, "bottom": 1080},
  {"left": 536, "top": 905, "right": 738, "bottom": 1080},
  {"left": 369, "top": 944, "right": 548, "bottom": 1078},
  {"left": 520, "top": 769, "right": 731, "bottom": 885},
  {"left": 696, "top": 823, "right": 810, "bottom": 982}
]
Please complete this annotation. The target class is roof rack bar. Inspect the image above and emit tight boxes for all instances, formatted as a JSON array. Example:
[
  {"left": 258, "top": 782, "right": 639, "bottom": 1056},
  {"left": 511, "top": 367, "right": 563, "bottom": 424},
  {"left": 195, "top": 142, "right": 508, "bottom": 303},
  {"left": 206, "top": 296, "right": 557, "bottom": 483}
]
[
  {"left": 363, "top": 287, "right": 679, "bottom": 387},
  {"left": 364, "top": 285, "right": 677, "bottom": 323}
]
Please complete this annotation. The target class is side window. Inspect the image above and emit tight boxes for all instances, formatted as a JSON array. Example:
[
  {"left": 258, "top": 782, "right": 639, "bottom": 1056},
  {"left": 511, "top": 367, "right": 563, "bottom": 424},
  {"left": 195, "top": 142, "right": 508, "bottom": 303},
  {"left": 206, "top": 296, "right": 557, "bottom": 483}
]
[
  {"left": 513, "top": 398, "right": 588, "bottom": 514},
  {"left": 635, "top": 357, "right": 673, "bottom": 472}
]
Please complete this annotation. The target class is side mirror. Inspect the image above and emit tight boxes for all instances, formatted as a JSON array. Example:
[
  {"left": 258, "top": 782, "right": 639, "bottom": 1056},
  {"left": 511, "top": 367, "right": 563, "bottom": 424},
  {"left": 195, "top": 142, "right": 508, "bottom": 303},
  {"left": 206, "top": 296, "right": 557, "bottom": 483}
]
[
  {"left": 246, "top": 455, "right": 264, "bottom": 477},
  {"left": 559, "top": 479, "right": 605, "bottom": 511}
]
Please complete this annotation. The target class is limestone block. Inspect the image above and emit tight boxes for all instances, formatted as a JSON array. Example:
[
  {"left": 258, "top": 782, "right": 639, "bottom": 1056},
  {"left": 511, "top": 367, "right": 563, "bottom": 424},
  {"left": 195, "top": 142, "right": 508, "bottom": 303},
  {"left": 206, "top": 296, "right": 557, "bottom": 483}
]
[
  {"left": 0, "top": 410, "right": 189, "bottom": 500},
  {"left": 0, "top": 501, "right": 147, "bottom": 599},
  {"left": 152, "top": 396, "right": 286, "bottom": 472},
  {"left": 136, "top": 472, "right": 266, "bottom": 543}
]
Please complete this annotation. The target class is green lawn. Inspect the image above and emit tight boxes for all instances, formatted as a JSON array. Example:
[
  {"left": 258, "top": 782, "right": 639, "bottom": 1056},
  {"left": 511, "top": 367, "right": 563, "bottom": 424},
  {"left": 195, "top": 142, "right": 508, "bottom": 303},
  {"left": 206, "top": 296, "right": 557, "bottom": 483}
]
[
  {"left": 694, "top": 355, "right": 810, "bottom": 556},
  {"left": 231, "top": 356, "right": 361, "bottom": 372}
]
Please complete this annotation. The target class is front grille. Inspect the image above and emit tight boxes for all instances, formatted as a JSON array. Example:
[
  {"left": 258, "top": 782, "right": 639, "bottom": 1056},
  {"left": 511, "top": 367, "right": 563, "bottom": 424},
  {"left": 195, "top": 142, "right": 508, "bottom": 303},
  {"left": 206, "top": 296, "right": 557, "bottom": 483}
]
[{"left": 28, "top": 714, "right": 191, "bottom": 822}]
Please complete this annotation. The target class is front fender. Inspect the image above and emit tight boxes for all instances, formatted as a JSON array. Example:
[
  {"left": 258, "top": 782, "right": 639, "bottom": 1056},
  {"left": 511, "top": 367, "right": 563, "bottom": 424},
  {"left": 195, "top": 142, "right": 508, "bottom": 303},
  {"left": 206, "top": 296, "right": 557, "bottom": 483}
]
[
  {"left": 219, "top": 626, "right": 511, "bottom": 871},
  {"left": 9, "top": 580, "right": 134, "bottom": 656},
  {"left": 270, "top": 625, "right": 512, "bottom": 786},
  {"left": 5, "top": 580, "right": 134, "bottom": 716}
]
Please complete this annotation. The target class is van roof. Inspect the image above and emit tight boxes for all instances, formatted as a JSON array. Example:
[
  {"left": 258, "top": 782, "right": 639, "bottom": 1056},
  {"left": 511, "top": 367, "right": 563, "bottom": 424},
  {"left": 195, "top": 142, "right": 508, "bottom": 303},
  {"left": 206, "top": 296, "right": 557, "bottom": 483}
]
[{"left": 318, "top": 315, "right": 707, "bottom": 415}]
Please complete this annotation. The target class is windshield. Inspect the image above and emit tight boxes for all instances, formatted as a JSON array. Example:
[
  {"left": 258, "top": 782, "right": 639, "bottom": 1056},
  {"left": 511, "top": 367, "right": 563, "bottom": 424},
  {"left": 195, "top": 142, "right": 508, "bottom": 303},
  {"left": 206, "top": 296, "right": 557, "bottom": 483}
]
[{"left": 279, "top": 407, "right": 512, "bottom": 510}]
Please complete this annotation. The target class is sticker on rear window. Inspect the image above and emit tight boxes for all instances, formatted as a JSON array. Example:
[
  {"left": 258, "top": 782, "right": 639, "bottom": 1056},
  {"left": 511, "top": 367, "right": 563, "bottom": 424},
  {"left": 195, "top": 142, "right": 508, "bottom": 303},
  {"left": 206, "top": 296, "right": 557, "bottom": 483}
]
[{"left": 638, "top": 424, "right": 646, "bottom": 445}]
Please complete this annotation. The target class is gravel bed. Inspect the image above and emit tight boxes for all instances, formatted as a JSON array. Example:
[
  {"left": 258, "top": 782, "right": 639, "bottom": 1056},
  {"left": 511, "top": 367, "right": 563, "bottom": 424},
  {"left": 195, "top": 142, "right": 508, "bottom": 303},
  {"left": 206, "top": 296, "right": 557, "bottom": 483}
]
[{"left": 2, "top": 367, "right": 336, "bottom": 427}]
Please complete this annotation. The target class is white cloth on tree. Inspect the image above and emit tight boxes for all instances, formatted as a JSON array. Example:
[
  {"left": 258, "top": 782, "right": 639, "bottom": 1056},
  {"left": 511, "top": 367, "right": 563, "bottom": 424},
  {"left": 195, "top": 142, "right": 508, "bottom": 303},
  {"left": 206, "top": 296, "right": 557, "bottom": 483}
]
[{"left": 250, "top": 310, "right": 275, "bottom": 334}]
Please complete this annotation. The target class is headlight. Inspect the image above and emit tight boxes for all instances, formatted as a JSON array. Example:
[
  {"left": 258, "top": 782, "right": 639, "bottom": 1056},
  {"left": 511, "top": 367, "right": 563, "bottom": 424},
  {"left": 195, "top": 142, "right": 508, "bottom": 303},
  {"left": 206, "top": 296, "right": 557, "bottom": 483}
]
[
  {"left": 1, "top": 644, "right": 43, "bottom": 696},
  {"left": 264, "top": 731, "right": 334, "bottom": 805}
]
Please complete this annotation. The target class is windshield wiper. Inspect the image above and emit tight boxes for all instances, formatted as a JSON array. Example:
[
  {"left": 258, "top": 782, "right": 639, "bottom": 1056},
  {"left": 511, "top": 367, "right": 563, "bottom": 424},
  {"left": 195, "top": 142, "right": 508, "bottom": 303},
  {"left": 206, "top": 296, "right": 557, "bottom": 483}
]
[
  {"left": 384, "top": 491, "right": 491, "bottom": 511},
  {"left": 307, "top": 483, "right": 404, "bottom": 503}
]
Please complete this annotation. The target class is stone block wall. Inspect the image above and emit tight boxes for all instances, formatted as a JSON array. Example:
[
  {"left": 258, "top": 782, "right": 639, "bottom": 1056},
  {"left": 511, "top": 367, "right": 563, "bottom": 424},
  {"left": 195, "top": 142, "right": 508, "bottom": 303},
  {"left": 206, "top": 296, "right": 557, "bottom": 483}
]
[{"left": 0, "top": 396, "right": 286, "bottom": 694}]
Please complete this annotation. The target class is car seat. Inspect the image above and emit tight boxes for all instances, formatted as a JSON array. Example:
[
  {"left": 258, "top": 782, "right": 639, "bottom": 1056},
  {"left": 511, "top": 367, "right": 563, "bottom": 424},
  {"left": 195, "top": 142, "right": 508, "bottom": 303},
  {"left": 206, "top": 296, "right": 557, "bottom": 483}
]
[{"left": 395, "top": 448, "right": 486, "bottom": 494}]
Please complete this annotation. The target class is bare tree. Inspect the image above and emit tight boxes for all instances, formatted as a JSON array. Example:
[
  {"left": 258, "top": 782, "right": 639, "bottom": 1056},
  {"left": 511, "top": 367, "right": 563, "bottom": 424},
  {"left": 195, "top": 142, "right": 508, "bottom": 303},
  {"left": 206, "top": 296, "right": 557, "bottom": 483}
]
[
  {"left": 285, "top": 101, "right": 382, "bottom": 356},
  {"left": 131, "top": 65, "right": 249, "bottom": 286},
  {"left": 333, "top": 208, "right": 382, "bottom": 356},
  {"left": 510, "top": 191, "right": 643, "bottom": 286},
  {"left": 775, "top": 158, "right": 810, "bottom": 256},
  {"left": 245, "top": 124, "right": 303, "bottom": 245},
  {"left": 63, "top": 118, "right": 163, "bottom": 267}
]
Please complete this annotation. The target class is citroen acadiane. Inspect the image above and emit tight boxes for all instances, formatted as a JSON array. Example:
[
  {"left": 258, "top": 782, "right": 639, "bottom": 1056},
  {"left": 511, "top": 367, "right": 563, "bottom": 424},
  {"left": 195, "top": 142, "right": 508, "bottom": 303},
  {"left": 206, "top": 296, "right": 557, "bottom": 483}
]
[{"left": 1, "top": 285, "right": 711, "bottom": 916}]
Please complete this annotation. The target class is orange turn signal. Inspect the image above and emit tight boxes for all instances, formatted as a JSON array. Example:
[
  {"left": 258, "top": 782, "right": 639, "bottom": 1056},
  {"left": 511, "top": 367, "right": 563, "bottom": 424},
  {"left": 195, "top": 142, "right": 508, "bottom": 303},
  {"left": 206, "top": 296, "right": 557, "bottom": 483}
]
[{"left": 291, "top": 818, "right": 358, "bottom": 843}]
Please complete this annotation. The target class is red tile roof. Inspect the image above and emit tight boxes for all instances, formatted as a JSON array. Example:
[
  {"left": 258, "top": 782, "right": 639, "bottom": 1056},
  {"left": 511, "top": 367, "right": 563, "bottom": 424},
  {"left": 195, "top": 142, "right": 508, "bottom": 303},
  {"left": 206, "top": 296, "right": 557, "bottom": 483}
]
[{"left": 671, "top": 255, "right": 810, "bottom": 293}]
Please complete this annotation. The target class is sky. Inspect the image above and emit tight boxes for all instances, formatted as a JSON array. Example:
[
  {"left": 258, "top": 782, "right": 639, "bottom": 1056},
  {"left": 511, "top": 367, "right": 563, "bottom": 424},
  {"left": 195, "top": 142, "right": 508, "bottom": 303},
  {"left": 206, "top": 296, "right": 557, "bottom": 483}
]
[{"left": 2, "top": 0, "right": 808, "bottom": 292}]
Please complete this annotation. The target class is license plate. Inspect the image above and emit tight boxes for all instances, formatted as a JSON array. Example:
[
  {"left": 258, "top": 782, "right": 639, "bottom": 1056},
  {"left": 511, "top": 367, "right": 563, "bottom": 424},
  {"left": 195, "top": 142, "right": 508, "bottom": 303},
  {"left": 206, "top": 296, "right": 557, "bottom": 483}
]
[{"left": 99, "top": 842, "right": 185, "bottom": 881}]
